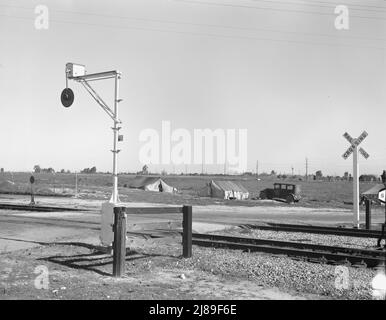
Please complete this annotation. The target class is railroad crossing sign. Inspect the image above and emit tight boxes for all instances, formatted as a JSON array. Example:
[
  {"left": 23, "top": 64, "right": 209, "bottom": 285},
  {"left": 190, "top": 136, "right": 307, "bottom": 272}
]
[
  {"left": 378, "top": 188, "right": 386, "bottom": 204},
  {"left": 342, "top": 131, "right": 369, "bottom": 228},
  {"left": 342, "top": 131, "right": 369, "bottom": 160}
]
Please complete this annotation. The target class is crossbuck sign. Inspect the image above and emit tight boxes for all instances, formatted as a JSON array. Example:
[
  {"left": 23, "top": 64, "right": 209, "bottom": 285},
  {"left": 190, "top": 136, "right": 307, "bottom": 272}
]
[{"left": 342, "top": 131, "right": 369, "bottom": 228}]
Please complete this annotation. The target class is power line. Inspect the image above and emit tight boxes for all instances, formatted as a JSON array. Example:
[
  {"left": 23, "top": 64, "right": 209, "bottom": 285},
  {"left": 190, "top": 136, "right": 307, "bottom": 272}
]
[
  {"left": 174, "top": 0, "right": 386, "bottom": 22},
  {"left": 1, "top": 13, "right": 385, "bottom": 51},
  {"left": 1, "top": 3, "right": 385, "bottom": 42},
  {"left": 247, "top": 0, "right": 386, "bottom": 14},
  {"left": 296, "top": 0, "right": 386, "bottom": 11}
]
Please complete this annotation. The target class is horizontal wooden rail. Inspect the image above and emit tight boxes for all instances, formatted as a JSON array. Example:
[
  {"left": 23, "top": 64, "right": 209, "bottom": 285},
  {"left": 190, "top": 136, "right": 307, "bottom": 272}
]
[{"left": 124, "top": 206, "right": 183, "bottom": 215}]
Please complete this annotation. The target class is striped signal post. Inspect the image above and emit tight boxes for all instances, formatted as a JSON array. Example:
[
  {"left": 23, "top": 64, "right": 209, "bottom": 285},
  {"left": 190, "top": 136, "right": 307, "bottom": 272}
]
[{"left": 342, "top": 131, "right": 369, "bottom": 228}]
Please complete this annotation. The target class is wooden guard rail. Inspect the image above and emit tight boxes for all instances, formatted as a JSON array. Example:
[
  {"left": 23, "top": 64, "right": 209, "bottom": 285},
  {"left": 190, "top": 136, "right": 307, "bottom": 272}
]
[{"left": 112, "top": 205, "right": 192, "bottom": 277}]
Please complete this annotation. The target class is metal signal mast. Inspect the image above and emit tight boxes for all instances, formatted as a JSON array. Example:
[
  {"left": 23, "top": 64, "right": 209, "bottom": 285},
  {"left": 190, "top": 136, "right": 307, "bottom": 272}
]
[{"left": 61, "top": 63, "right": 123, "bottom": 204}]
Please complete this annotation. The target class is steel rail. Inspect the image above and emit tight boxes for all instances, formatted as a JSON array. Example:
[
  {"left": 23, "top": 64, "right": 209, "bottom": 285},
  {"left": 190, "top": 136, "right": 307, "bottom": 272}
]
[
  {"left": 0, "top": 203, "right": 89, "bottom": 212},
  {"left": 241, "top": 223, "right": 383, "bottom": 239},
  {"left": 191, "top": 233, "right": 386, "bottom": 268}
]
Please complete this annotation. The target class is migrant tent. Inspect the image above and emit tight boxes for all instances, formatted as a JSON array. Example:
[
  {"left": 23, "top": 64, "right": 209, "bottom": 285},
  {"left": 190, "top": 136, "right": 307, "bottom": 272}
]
[
  {"left": 361, "top": 184, "right": 385, "bottom": 203},
  {"left": 129, "top": 176, "right": 177, "bottom": 193},
  {"left": 199, "top": 180, "right": 249, "bottom": 200}
]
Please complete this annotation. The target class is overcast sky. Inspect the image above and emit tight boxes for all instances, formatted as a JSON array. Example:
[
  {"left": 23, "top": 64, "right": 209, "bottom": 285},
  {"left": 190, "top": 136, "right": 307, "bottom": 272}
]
[{"left": 1, "top": 0, "right": 386, "bottom": 175}]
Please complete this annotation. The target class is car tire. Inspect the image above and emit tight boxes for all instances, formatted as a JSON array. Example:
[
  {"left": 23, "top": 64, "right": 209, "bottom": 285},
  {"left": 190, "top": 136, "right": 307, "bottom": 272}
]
[{"left": 286, "top": 195, "right": 294, "bottom": 204}]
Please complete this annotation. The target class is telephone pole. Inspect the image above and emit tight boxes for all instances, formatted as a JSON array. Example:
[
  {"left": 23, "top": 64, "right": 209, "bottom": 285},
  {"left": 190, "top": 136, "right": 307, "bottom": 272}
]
[
  {"left": 256, "top": 160, "right": 259, "bottom": 177},
  {"left": 305, "top": 157, "right": 308, "bottom": 181}
]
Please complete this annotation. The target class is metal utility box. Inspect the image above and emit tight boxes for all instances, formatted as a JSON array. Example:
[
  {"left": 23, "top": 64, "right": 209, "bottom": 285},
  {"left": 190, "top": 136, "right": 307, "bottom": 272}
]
[{"left": 66, "top": 63, "right": 86, "bottom": 78}]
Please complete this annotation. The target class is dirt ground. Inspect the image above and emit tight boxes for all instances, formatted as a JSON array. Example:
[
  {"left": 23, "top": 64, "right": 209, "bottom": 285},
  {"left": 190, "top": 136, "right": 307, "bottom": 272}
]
[
  {"left": 0, "top": 192, "right": 384, "bottom": 300},
  {"left": 0, "top": 232, "right": 325, "bottom": 300}
]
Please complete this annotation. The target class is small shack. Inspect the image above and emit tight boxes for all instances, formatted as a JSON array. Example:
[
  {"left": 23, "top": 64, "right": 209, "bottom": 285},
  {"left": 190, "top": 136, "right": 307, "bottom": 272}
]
[
  {"left": 361, "top": 184, "right": 385, "bottom": 203},
  {"left": 199, "top": 180, "right": 249, "bottom": 200},
  {"left": 129, "top": 176, "right": 177, "bottom": 193}
]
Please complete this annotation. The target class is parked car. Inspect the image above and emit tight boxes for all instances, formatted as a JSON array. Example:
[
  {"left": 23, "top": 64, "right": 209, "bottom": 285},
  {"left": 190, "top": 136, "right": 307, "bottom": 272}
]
[{"left": 259, "top": 183, "right": 301, "bottom": 204}]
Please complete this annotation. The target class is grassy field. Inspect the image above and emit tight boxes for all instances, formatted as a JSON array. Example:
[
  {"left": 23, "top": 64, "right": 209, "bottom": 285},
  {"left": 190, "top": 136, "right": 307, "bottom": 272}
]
[{"left": 0, "top": 171, "right": 381, "bottom": 209}]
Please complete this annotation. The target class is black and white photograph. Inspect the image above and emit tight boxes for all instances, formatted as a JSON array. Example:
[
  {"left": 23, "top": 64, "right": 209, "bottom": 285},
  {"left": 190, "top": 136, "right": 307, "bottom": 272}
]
[{"left": 1, "top": 0, "right": 386, "bottom": 307}]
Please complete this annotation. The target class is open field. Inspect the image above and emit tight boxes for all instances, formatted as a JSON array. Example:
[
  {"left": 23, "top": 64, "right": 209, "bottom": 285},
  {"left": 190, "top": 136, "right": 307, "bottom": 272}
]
[{"left": 0, "top": 172, "right": 383, "bottom": 209}]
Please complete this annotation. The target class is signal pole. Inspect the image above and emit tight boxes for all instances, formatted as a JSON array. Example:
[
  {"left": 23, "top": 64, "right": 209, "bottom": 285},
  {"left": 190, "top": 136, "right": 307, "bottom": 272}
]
[
  {"left": 62, "top": 63, "right": 122, "bottom": 204},
  {"left": 62, "top": 63, "right": 124, "bottom": 246}
]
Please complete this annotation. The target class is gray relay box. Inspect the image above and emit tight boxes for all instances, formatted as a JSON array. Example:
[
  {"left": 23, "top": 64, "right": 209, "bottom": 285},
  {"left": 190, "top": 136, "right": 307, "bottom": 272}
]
[{"left": 66, "top": 63, "right": 86, "bottom": 78}]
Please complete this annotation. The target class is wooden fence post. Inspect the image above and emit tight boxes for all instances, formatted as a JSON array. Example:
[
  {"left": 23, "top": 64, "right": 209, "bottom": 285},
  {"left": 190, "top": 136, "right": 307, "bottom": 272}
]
[
  {"left": 113, "top": 206, "right": 126, "bottom": 277},
  {"left": 182, "top": 205, "right": 192, "bottom": 258},
  {"left": 365, "top": 199, "right": 371, "bottom": 230}
]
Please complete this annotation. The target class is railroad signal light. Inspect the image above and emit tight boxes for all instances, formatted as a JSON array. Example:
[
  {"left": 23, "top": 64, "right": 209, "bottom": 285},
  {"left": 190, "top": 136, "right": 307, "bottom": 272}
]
[{"left": 61, "top": 88, "right": 74, "bottom": 108}]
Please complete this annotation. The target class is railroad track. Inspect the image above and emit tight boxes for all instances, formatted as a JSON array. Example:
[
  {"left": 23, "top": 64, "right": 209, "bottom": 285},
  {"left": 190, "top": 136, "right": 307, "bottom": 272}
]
[
  {"left": 0, "top": 203, "right": 89, "bottom": 212},
  {"left": 191, "top": 233, "right": 386, "bottom": 268},
  {"left": 240, "top": 223, "right": 384, "bottom": 239}
]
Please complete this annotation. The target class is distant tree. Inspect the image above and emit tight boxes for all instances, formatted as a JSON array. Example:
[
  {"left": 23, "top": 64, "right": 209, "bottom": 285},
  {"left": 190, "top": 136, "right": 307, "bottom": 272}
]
[
  {"left": 270, "top": 170, "right": 276, "bottom": 176},
  {"left": 315, "top": 170, "right": 323, "bottom": 179},
  {"left": 359, "top": 174, "right": 377, "bottom": 182},
  {"left": 33, "top": 165, "right": 41, "bottom": 173},
  {"left": 0, "top": 168, "right": 3, "bottom": 173},
  {"left": 81, "top": 167, "right": 97, "bottom": 174},
  {"left": 161, "top": 169, "right": 167, "bottom": 176},
  {"left": 60, "top": 169, "right": 65, "bottom": 173},
  {"left": 141, "top": 165, "right": 149, "bottom": 175}
]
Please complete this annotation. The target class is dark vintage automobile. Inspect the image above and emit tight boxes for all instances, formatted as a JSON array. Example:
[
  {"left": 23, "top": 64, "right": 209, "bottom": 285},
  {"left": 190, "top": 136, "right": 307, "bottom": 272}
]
[{"left": 259, "top": 183, "right": 301, "bottom": 204}]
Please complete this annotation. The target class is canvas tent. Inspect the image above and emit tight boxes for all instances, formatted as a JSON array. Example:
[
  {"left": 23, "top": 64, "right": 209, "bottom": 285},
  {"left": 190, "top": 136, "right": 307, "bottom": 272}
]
[
  {"left": 129, "top": 176, "right": 177, "bottom": 193},
  {"left": 199, "top": 180, "right": 249, "bottom": 200},
  {"left": 361, "top": 184, "right": 385, "bottom": 203}
]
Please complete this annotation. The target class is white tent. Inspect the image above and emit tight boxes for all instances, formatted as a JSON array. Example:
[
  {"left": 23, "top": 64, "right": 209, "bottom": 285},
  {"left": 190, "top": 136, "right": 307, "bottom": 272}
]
[
  {"left": 199, "top": 180, "right": 249, "bottom": 200},
  {"left": 129, "top": 176, "right": 177, "bottom": 193}
]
